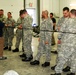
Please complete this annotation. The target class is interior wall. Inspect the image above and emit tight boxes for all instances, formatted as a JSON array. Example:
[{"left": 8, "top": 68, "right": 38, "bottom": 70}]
[
  {"left": 60, "top": 0, "right": 76, "bottom": 17},
  {"left": 40, "top": 0, "right": 60, "bottom": 24},
  {"left": 40, "top": 0, "right": 60, "bottom": 18},
  {"left": 0, "top": 0, "right": 76, "bottom": 22},
  {"left": 25, "top": 0, "right": 37, "bottom": 8},
  {"left": 25, "top": 0, "right": 38, "bottom": 26},
  {"left": 0, "top": 0, "right": 23, "bottom": 21}
]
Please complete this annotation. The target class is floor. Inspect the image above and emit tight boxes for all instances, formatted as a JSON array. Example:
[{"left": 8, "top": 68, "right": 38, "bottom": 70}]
[{"left": 0, "top": 32, "right": 71, "bottom": 75}]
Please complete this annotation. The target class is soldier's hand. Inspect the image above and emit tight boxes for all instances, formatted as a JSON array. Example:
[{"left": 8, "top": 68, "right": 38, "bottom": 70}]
[
  {"left": 5, "top": 24, "right": 8, "bottom": 27},
  {"left": 38, "top": 38, "right": 40, "bottom": 41},
  {"left": 19, "top": 24, "right": 22, "bottom": 26},
  {"left": 45, "top": 41, "right": 49, "bottom": 44},
  {"left": 12, "top": 23, "right": 14, "bottom": 26},
  {"left": 58, "top": 40, "right": 61, "bottom": 44},
  {"left": 58, "top": 26, "right": 60, "bottom": 31},
  {"left": 18, "top": 25, "right": 22, "bottom": 29}
]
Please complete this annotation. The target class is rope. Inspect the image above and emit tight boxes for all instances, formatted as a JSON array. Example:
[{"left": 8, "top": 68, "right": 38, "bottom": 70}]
[{"left": 4, "top": 27, "right": 76, "bottom": 34}]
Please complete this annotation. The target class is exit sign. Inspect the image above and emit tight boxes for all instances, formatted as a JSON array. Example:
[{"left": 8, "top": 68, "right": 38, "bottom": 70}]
[{"left": 29, "top": 3, "right": 33, "bottom": 7}]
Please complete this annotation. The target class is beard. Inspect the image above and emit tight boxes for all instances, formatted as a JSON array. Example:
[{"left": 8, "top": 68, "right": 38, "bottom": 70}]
[{"left": 42, "top": 15, "right": 45, "bottom": 19}]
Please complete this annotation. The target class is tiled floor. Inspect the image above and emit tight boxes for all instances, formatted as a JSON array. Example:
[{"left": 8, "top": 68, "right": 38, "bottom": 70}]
[{"left": 0, "top": 32, "right": 71, "bottom": 75}]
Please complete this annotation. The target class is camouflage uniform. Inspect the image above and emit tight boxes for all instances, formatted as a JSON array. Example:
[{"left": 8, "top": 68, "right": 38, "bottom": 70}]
[
  {"left": 22, "top": 14, "right": 33, "bottom": 58},
  {"left": 57, "top": 17, "right": 65, "bottom": 27},
  {"left": 35, "top": 18, "right": 53, "bottom": 62},
  {"left": 4, "top": 18, "right": 16, "bottom": 47},
  {"left": 0, "top": 15, "right": 6, "bottom": 23},
  {"left": 55, "top": 18, "right": 76, "bottom": 73},
  {"left": 57, "top": 17, "right": 65, "bottom": 51},
  {"left": 15, "top": 17, "right": 24, "bottom": 49},
  {"left": 0, "top": 15, "right": 6, "bottom": 36},
  {"left": 57, "top": 17, "right": 69, "bottom": 51},
  {"left": 57, "top": 17, "right": 71, "bottom": 67}
]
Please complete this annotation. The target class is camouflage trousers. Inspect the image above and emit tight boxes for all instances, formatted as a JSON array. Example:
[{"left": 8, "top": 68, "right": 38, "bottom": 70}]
[
  {"left": 23, "top": 31, "right": 33, "bottom": 58},
  {"left": 35, "top": 37, "right": 51, "bottom": 62},
  {"left": 55, "top": 45, "right": 76, "bottom": 73},
  {"left": 56, "top": 40, "right": 71, "bottom": 67},
  {"left": 4, "top": 28, "right": 14, "bottom": 47},
  {"left": 15, "top": 29, "right": 23, "bottom": 48}
]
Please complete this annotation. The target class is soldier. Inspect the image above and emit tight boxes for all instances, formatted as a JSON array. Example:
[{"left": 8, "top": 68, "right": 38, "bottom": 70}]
[
  {"left": 30, "top": 10, "right": 53, "bottom": 67},
  {"left": 50, "top": 13, "right": 56, "bottom": 45},
  {"left": 4, "top": 12, "right": 16, "bottom": 51},
  {"left": 0, "top": 9, "right": 7, "bottom": 60},
  {"left": 0, "top": 9, "right": 6, "bottom": 46},
  {"left": 51, "top": 9, "right": 76, "bottom": 75},
  {"left": 66, "top": 9, "right": 76, "bottom": 75},
  {"left": 0, "top": 9, "right": 7, "bottom": 50},
  {"left": 50, "top": 13, "right": 57, "bottom": 54},
  {"left": 12, "top": 10, "right": 24, "bottom": 53},
  {"left": 0, "top": 9, "right": 6, "bottom": 23},
  {"left": 51, "top": 7, "right": 71, "bottom": 72},
  {"left": 18, "top": 9, "right": 33, "bottom": 62}
]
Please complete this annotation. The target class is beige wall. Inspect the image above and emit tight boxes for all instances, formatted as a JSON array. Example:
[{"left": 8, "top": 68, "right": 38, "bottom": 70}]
[
  {"left": 0, "top": 0, "right": 23, "bottom": 21},
  {"left": 60, "top": 0, "right": 76, "bottom": 17},
  {"left": 0, "top": 0, "right": 76, "bottom": 21}
]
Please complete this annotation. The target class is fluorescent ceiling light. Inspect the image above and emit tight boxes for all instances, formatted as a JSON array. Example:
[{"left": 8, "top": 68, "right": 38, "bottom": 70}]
[{"left": 70, "top": 4, "right": 76, "bottom": 6}]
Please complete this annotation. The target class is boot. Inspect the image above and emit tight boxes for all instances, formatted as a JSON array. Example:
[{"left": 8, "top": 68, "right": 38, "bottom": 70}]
[
  {"left": 51, "top": 43, "right": 55, "bottom": 46},
  {"left": 42, "top": 62, "right": 50, "bottom": 67},
  {"left": 12, "top": 48, "right": 19, "bottom": 52},
  {"left": 0, "top": 56, "right": 7, "bottom": 60},
  {"left": 51, "top": 73, "right": 61, "bottom": 75},
  {"left": 67, "top": 73, "right": 75, "bottom": 75},
  {"left": 63, "top": 66, "right": 70, "bottom": 72},
  {"left": 8, "top": 47, "right": 11, "bottom": 51},
  {"left": 51, "top": 65, "right": 56, "bottom": 70},
  {"left": 22, "top": 55, "right": 33, "bottom": 62},
  {"left": 4, "top": 46, "right": 8, "bottom": 50},
  {"left": 51, "top": 51, "right": 58, "bottom": 54},
  {"left": 30, "top": 60, "right": 40, "bottom": 65},
  {"left": 22, "top": 47, "right": 24, "bottom": 52},
  {"left": 19, "top": 53, "right": 26, "bottom": 58}
]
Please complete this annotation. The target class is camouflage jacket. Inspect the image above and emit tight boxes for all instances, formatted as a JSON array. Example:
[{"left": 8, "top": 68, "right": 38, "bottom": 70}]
[
  {"left": 5, "top": 18, "right": 16, "bottom": 28},
  {"left": 60, "top": 18, "right": 76, "bottom": 47},
  {"left": 22, "top": 14, "right": 33, "bottom": 31},
  {"left": 16, "top": 17, "right": 24, "bottom": 27},
  {"left": 57, "top": 17, "right": 69, "bottom": 39},
  {"left": 40, "top": 18, "right": 53, "bottom": 41},
  {"left": 0, "top": 15, "right": 6, "bottom": 23},
  {"left": 57, "top": 17, "right": 69, "bottom": 27}
]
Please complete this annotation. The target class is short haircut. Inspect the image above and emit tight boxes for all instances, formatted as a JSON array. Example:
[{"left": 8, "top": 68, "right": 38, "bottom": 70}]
[
  {"left": 19, "top": 9, "right": 27, "bottom": 15},
  {"left": 19, "top": 10, "right": 23, "bottom": 16},
  {"left": 22, "top": 9, "right": 27, "bottom": 12},
  {"left": 70, "top": 9, "right": 76, "bottom": 16},
  {"left": 44, "top": 10, "right": 48, "bottom": 15},
  {"left": 0, "top": 9, "right": 4, "bottom": 11},
  {"left": 50, "top": 13, "right": 53, "bottom": 16},
  {"left": 8, "top": 12, "right": 11, "bottom": 15},
  {"left": 63, "top": 7, "right": 69, "bottom": 12}
]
